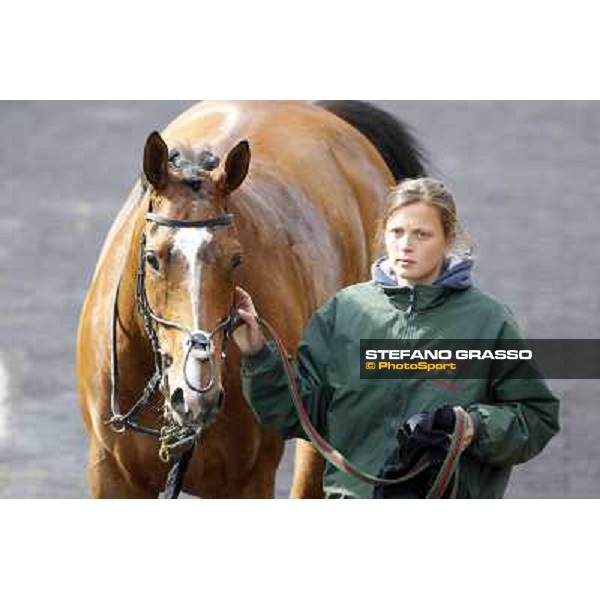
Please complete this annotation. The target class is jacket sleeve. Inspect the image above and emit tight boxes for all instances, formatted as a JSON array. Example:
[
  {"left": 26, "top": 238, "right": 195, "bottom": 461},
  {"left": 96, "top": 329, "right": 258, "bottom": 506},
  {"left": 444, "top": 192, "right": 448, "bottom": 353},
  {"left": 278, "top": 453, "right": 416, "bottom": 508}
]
[
  {"left": 466, "top": 310, "right": 560, "bottom": 467},
  {"left": 240, "top": 297, "right": 336, "bottom": 440}
]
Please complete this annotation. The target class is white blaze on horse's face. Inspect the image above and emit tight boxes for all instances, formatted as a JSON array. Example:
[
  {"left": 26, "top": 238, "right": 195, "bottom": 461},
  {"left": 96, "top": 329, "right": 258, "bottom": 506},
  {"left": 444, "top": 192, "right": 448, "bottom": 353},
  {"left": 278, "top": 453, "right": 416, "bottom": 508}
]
[
  {"left": 173, "top": 227, "right": 213, "bottom": 330},
  {"left": 169, "top": 226, "right": 220, "bottom": 421}
]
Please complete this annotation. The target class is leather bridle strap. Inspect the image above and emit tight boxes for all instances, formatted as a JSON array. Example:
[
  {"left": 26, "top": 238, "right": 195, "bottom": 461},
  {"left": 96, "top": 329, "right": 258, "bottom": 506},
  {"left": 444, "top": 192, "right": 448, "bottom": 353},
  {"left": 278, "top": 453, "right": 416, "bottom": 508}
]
[
  {"left": 105, "top": 275, "right": 163, "bottom": 437},
  {"left": 145, "top": 212, "right": 234, "bottom": 229},
  {"left": 256, "top": 316, "right": 469, "bottom": 499}
]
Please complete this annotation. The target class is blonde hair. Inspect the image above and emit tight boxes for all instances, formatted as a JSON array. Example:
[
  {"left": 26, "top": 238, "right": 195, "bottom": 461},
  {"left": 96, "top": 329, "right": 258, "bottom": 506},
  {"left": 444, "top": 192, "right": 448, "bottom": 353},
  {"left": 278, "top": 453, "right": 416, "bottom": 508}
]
[{"left": 374, "top": 177, "right": 473, "bottom": 257}]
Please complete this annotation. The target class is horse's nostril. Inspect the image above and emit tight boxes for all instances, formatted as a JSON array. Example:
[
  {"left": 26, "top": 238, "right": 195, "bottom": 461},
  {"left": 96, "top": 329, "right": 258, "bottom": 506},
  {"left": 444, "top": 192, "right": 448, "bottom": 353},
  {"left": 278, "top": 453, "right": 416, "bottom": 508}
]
[{"left": 170, "top": 388, "right": 186, "bottom": 414}]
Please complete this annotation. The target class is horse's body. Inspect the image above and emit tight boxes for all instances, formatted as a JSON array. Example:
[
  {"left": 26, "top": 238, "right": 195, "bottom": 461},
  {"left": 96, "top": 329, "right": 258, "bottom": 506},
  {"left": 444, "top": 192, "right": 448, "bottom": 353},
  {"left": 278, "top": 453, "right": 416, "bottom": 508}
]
[{"left": 77, "top": 100, "right": 425, "bottom": 498}]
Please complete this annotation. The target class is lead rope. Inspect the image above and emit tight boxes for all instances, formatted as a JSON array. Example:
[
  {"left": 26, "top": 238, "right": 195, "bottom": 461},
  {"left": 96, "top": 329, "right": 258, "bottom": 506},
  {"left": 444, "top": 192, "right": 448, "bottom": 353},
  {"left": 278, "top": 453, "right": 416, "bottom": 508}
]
[
  {"left": 255, "top": 316, "right": 468, "bottom": 498},
  {"left": 163, "top": 444, "right": 196, "bottom": 499}
]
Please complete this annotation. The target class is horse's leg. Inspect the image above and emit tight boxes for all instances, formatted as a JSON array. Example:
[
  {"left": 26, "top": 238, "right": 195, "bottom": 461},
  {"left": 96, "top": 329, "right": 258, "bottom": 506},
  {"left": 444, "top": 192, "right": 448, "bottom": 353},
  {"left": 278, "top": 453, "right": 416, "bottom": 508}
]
[
  {"left": 290, "top": 440, "right": 325, "bottom": 498},
  {"left": 87, "top": 435, "right": 158, "bottom": 499},
  {"left": 233, "top": 430, "right": 284, "bottom": 498}
]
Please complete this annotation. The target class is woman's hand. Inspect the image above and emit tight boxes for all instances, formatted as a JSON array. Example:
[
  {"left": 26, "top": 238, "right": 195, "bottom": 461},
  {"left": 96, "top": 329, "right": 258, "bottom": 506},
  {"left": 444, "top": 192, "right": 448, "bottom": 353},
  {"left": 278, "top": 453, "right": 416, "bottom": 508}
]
[{"left": 233, "top": 286, "right": 266, "bottom": 356}]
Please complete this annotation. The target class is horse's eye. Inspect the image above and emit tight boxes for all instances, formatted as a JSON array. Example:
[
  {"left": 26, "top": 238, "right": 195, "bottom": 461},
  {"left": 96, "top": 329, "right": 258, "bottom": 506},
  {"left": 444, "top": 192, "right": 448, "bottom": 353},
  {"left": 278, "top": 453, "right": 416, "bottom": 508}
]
[
  {"left": 232, "top": 253, "right": 242, "bottom": 269},
  {"left": 146, "top": 252, "right": 160, "bottom": 272}
]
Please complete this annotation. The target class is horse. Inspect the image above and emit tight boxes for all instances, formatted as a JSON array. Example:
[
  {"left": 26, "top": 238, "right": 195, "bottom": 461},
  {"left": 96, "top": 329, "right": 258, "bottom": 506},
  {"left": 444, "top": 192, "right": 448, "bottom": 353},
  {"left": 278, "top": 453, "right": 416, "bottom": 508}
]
[{"left": 76, "top": 100, "right": 426, "bottom": 498}]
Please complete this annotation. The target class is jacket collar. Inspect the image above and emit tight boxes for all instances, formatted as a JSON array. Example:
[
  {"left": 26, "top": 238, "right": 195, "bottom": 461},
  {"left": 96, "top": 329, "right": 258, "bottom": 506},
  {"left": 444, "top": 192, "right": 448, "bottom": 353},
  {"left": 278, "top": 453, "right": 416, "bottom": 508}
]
[{"left": 371, "top": 255, "right": 475, "bottom": 311}]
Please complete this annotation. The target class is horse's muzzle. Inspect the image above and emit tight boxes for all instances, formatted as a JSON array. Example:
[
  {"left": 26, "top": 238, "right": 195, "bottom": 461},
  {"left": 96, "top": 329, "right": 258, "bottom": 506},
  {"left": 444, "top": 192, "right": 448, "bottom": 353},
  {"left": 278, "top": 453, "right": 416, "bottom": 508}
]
[{"left": 168, "top": 386, "right": 223, "bottom": 428}]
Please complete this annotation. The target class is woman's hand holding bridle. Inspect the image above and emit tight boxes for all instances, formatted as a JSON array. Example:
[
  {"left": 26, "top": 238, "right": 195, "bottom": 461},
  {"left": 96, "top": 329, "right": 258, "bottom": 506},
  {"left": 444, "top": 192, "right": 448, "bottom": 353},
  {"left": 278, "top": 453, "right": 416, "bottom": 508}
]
[{"left": 233, "top": 286, "right": 266, "bottom": 356}]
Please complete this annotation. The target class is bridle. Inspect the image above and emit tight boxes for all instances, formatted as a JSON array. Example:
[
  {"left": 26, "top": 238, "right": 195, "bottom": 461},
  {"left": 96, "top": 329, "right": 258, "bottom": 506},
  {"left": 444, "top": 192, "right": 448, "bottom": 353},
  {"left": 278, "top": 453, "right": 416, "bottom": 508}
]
[
  {"left": 140, "top": 212, "right": 238, "bottom": 396},
  {"left": 105, "top": 202, "right": 240, "bottom": 463}
]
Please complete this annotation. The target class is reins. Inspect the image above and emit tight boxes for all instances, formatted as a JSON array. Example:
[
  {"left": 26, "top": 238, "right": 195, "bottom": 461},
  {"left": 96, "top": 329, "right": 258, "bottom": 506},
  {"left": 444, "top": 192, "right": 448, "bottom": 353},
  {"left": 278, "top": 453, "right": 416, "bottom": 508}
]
[{"left": 256, "top": 316, "right": 469, "bottom": 499}]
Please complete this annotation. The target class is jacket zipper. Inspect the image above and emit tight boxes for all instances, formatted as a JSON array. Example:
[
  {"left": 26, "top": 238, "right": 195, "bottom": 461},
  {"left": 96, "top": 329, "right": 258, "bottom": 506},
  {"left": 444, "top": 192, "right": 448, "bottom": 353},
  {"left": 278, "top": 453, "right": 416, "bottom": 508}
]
[{"left": 402, "top": 289, "right": 417, "bottom": 338}]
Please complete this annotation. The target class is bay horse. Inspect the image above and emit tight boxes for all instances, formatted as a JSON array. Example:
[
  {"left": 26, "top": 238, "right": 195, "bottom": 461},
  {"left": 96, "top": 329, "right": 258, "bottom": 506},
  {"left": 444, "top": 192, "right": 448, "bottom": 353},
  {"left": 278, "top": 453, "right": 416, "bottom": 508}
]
[{"left": 76, "top": 101, "right": 426, "bottom": 498}]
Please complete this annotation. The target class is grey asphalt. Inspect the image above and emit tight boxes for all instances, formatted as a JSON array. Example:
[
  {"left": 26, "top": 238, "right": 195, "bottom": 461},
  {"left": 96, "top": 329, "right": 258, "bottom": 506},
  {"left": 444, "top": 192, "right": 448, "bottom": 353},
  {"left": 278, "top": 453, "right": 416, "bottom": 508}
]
[{"left": 0, "top": 101, "right": 598, "bottom": 498}]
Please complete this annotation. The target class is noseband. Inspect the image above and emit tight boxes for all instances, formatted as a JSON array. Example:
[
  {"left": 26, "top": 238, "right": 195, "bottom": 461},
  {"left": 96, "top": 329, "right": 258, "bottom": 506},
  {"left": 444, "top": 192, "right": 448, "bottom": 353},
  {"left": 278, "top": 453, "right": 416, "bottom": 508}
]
[{"left": 106, "top": 208, "right": 238, "bottom": 462}]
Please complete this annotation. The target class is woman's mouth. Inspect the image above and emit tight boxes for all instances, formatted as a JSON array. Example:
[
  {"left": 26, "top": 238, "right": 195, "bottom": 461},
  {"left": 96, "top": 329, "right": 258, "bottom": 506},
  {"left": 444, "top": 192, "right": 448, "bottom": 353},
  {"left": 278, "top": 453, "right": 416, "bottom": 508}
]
[{"left": 397, "top": 258, "right": 416, "bottom": 267}]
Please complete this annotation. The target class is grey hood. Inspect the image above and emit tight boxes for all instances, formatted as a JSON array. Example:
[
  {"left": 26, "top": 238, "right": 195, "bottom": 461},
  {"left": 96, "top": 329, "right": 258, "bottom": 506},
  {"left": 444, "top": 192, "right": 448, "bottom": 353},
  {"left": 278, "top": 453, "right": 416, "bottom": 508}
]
[{"left": 371, "top": 255, "right": 474, "bottom": 290}]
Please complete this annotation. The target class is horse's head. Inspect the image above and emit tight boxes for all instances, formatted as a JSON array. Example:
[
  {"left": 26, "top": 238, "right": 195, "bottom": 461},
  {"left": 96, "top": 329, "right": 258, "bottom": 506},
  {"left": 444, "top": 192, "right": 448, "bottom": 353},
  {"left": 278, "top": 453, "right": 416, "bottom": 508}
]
[{"left": 138, "top": 131, "right": 250, "bottom": 435}]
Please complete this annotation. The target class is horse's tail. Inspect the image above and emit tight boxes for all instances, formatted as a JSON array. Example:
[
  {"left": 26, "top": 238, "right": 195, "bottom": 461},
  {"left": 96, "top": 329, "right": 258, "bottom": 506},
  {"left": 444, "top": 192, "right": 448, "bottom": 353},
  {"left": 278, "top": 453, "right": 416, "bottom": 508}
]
[{"left": 316, "top": 101, "right": 427, "bottom": 182}]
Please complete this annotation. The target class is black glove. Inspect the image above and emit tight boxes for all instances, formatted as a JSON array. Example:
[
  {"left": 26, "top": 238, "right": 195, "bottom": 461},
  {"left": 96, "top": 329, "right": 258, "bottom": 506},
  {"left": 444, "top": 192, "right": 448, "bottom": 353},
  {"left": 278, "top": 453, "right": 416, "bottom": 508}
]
[
  {"left": 374, "top": 406, "right": 457, "bottom": 499},
  {"left": 426, "top": 405, "right": 456, "bottom": 434}
]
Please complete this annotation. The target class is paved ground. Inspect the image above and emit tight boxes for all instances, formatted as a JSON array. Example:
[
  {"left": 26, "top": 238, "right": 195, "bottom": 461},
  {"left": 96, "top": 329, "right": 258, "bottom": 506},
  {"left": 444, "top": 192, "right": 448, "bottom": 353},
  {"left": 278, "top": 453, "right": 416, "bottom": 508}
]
[{"left": 0, "top": 101, "right": 598, "bottom": 498}]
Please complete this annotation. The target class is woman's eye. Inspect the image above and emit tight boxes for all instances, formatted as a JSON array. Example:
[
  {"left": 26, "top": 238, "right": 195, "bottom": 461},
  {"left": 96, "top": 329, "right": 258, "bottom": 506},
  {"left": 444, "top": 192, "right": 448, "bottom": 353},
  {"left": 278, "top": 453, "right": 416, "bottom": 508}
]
[{"left": 146, "top": 252, "right": 160, "bottom": 271}]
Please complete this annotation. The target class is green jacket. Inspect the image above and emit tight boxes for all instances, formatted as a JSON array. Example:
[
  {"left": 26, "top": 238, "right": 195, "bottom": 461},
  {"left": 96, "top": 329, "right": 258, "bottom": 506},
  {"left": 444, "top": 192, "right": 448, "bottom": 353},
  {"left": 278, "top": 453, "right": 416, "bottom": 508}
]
[{"left": 241, "top": 279, "right": 560, "bottom": 499}]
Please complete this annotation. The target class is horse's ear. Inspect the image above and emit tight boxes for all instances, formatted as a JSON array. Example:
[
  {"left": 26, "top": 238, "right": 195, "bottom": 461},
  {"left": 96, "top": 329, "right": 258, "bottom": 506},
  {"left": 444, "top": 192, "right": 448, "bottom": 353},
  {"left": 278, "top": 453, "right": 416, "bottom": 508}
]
[
  {"left": 224, "top": 140, "right": 250, "bottom": 192},
  {"left": 143, "top": 131, "right": 169, "bottom": 191}
]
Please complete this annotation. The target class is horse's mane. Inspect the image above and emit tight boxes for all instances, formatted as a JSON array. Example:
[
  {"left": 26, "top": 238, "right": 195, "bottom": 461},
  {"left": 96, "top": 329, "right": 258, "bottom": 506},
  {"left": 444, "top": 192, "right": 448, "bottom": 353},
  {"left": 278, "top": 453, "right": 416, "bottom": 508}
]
[{"left": 316, "top": 101, "right": 427, "bottom": 182}]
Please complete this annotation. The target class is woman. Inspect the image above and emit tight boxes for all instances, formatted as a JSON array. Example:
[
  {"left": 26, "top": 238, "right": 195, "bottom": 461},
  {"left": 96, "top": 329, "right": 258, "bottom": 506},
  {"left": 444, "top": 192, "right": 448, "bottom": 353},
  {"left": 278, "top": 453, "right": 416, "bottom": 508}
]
[{"left": 233, "top": 177, "right": 560, "bottom": 498}]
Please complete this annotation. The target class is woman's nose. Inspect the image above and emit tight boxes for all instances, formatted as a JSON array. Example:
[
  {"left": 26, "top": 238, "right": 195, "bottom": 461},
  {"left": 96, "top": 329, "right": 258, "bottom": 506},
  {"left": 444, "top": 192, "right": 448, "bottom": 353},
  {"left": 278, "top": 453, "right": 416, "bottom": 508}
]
[{"left": 398, "top": 236, "right": 413, "bottom": 251}]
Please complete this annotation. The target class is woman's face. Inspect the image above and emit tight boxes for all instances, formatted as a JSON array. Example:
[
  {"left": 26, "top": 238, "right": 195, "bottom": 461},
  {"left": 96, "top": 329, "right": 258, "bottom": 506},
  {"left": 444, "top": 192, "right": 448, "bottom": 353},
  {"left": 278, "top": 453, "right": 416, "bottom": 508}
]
[{"left": 384, "top": 202, "right": 451, "bottom": 286}]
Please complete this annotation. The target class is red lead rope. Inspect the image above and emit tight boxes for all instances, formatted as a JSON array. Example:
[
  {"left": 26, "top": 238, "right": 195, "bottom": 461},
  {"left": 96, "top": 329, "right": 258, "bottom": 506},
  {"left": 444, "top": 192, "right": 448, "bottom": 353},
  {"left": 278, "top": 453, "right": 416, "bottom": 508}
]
[{"left": 256, "top": 316, "right": 469, "bottom": 499}]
